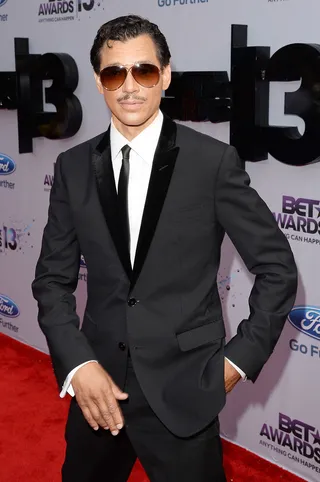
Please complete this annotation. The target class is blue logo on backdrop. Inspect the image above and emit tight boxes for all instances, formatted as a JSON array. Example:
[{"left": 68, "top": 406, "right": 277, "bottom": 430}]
[
  {"left": 0, "top": 0, "right": 8, "bottom": 7},
  {"left": 158, "top": 0, "right": 208, "bottom": 7},
  {"left": 288, "top": 306, "right": 320, "bottom": 341},
  {"left": 0, "top": 154, "right": 16, "bottom": 175},
  {"left": 0, "top": 294, "right": 20, "bottom": 318}
]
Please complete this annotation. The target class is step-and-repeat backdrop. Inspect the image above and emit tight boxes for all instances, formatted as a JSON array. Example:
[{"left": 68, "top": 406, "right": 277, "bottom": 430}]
[{"left": 1, "top": 1, "right": 319, "bottom": 480}]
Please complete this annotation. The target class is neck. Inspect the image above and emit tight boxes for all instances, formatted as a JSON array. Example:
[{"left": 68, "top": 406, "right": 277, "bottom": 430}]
[{"left": 112, "top": 110, "right": 159, "bottom": 141}]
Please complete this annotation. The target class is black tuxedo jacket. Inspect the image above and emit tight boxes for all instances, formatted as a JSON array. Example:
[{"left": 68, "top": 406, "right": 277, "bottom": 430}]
[{"left": 32, "top": 114, "right": 297, "bottom": 437}]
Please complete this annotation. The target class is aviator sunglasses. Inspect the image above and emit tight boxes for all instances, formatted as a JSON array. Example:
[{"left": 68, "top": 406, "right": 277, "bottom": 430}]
[{"left": 99, "top": 62, "right": 161, "bottom": 91}]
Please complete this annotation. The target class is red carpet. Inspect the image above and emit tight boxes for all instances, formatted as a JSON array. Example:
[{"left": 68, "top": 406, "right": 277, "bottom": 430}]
[{"left": 0, "top": 333, "right": 305, "bottom": 482}]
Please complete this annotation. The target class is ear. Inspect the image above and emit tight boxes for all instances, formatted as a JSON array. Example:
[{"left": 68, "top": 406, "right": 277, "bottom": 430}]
[
  {"left": 94, "top": 72, "right": 104, "bottom": 95},
  {"left": 162, "top": 64, "right": 171, "bottom": 91}
]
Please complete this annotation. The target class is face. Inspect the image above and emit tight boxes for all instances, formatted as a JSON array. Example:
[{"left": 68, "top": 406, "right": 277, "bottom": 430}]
[{"left": 94, "top": 34, "right": 171, "bottom": 136}]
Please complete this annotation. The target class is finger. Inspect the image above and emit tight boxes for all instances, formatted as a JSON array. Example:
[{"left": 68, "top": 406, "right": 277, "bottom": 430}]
[
  {"left": 111, "top": 381, "right": 129, "bottom": 400},
  {"left": 81, "top": 405, "right": 100, "bottom": 431},
  {"left": 86, "top": 392, "right": 120, "bottom": 435},
  {"left": 103, "top": 393, "right": 125, "bottom": 433},
  {"left": 85, "top": 397, "right": 116, "bottom": 432},
  {"left": 88, "top": 401, "right": 107, "bottom": 428},
  {"left": 95, "top": 399, "right": 119, "bottom": 432}
]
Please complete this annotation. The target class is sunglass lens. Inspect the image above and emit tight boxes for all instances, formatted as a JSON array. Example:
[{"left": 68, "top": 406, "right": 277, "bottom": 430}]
[
  {"left": 100, "top": 66, "right": 126, "bottom": 91},
  {"left": 132, "top": 64, "right": 160, "bottom": 88}
]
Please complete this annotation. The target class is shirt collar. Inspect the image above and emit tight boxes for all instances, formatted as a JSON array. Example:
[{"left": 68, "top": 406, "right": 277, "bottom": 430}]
[{"left": 110, "top": 111, "right": 163, "bottom": 165}]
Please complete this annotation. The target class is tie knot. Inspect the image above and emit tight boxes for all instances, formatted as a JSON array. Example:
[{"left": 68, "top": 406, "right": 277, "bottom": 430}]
[{"left": 121, "top": 145, "right": 131, "bottom": 160}]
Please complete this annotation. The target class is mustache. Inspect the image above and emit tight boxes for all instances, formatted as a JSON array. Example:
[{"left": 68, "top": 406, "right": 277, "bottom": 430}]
[{"left": 117, "top": 94, "right": 146, "bottom": 102}]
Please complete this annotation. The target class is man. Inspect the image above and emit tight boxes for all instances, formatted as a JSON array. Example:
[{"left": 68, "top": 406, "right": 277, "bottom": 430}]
[{"left": 32, "top": 14, "right": 298, "bottom": 482}]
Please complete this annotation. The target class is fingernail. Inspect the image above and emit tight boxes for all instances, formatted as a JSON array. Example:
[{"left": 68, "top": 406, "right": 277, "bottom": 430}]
[
  {"left": 111, "top": 430, "right": 119, "bottom": 436},
  {"left": 116, "top": 424, "right": 123, "bottom": 430},
  {"left": 104, "top": 427, "right": 109, "bottom": 430},
  {"left": 94, "top": 426, "right": 99, "bottom": 431}
]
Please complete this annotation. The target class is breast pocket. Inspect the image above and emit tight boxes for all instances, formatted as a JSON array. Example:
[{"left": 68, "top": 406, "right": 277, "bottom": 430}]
[{"left": 165, "top": 201, "right": 215, "bottom": 224}]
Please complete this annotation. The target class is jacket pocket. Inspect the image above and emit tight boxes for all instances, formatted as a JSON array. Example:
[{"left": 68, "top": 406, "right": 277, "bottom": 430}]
[{"left": 177, "top": 319, "right": 225, "bottom": 352}]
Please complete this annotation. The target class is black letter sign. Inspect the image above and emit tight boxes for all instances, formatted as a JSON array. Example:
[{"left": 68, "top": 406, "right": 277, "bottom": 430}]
[{"left": 0, "top": 38, "right": 82, "bottom": 153}]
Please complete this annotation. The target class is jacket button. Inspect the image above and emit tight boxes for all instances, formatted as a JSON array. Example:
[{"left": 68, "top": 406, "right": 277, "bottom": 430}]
[
  {"left": 128, "top": 297, "right": 138, "bottom": 307},
  {"left": 118, "top": 342, "right": 126, "bottom": 351}
]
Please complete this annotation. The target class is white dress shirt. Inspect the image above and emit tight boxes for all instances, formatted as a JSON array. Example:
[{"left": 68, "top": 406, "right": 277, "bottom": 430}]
[{"left": 60, "top": 110, "right": 245, "bottom": 398}]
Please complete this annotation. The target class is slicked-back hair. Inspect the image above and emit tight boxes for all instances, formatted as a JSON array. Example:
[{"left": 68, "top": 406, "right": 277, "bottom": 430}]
[{"left": 90, "top": 15, "right": 171, "bottom": 74}]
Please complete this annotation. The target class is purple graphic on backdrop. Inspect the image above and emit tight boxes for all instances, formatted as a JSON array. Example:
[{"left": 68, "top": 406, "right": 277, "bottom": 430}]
[
  {"left": 217, "top": 268, "right": 242, "bottom": 307},
  {"left": 260, "top": 413, "right": 320, "bottom": 471}
]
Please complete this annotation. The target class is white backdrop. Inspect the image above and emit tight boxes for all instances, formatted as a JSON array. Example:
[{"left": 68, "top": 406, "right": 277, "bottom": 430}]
[{"left": 1, "top": 1, "right": 320, "bottom": 480}]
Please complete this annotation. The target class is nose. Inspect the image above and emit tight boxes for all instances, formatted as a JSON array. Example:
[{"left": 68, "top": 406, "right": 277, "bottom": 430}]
[{"left": 122, "top": 68, "right": 139, "bottom": 94}]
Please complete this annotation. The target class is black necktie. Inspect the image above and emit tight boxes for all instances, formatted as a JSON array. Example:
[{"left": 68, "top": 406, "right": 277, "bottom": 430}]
[{"left": 118, "top": 145, "right": 131, "bottom": 255}]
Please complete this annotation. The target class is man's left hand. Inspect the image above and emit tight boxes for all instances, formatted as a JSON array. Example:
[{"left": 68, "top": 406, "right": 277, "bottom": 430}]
[{"left": 224, "top": 358, "right": 241, "bottom": 393}]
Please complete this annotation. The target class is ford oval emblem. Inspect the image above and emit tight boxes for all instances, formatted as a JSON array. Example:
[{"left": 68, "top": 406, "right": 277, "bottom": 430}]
[
  {"left": 0, "top": 0, "right": 9, "bottom": 8},
  {"left": 0, "top": 153, "right": 16, "bottom": 175},
  {"left": 0, "top": 294, "right": 20, "bottom": 318},
  {"left": 288, "top": 306, "right": 320, "bottom": 341}
]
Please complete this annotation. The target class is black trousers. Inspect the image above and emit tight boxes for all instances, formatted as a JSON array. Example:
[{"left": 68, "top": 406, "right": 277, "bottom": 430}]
[{"left": 62, "top": 357, "right": 226, "bottom": 482}]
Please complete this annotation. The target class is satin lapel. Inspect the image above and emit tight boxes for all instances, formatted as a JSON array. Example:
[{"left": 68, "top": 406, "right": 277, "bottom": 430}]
[
  {"left": 91, "top": 128, "right": 132, "bottom": 281},
  {"left": 131, "top": 115, "right": 179, "bottom": 289}
]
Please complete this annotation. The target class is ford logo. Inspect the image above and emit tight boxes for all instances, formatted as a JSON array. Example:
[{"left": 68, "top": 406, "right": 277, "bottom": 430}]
[
  {"left": 80, "top": 254, "right": 86, "bottom": 268},
  {"left": 0, "top": 0, "right": 8, "bottom": 7},
  {"left": 0, "top": 294, "right": 20, "bottom": 318},
  {"left": 288, "top": 306, "right": 320, "bottom": 341},
  {"left": 0, "top": 153, "right": 16, "bottom": 175}
]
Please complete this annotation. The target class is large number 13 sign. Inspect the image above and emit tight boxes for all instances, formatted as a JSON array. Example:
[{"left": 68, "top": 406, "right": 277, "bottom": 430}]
[
  {"left": 1, "top": 25, "right": 320, "bottom": 166},
  {"left": 162, "top": 25, "right": 320, "bottom": 166},
  {"left": 230, "top": 25, "right": 320, "bottom": 166},
  {"left": 0, "top": 38, "right": 82, "bottom": 153}
]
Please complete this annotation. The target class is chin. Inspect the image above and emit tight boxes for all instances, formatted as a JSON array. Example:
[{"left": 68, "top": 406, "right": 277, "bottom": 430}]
[{"left": 117, "top": 112, "right": 151, "bottom": 127}]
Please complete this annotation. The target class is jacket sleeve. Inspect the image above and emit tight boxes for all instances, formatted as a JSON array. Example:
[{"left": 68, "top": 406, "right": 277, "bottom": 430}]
[
  {"left": 215, "top": 145, "right": 298, "bottom": 382},
  {"left": 32, "top": 153, "right": 97, "bottom": 389}
]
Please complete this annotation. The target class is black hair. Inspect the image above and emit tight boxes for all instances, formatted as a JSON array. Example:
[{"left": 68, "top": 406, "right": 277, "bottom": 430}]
[{"left": 90, "top": 14, "right": 171, "bottom": 74}]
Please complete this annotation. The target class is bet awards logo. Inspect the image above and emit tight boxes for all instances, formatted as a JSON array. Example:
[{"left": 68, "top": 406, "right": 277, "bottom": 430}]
[
  {"left": 38, "top": 0, "right": 104, "bottom": 23},
  {"left": 44, "top": 163, "right": 55, "bottom": 191},
  {"left": 260, "top": 413, "right": 320, "bottom": 469},
  {"left": 273, "top": 196, "right": 320, "bottom": 245}
]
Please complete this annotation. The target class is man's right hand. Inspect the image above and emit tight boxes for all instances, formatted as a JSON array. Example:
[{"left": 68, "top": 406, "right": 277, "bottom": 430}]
[{"left": 71, "top": 362, "right": 128, "bottom": 435}]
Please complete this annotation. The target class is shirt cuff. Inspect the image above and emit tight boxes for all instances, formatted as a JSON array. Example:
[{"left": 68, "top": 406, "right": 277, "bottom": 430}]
[
  {"left": 225, "top": 357, "right": 247, "bottom": 381},
  {"left": 59, "top": 360, "right": 98, "bottom": 398}
]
